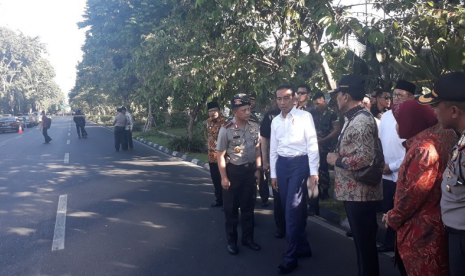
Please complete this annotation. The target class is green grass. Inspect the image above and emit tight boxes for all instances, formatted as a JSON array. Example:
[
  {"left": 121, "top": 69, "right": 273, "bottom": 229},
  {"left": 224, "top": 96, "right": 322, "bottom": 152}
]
[
  {"left": 162, "top": 127, "right": 187, "bottom": 137},
  {"left": 133, "top": 131, "right": 209, "bottom": 163}
]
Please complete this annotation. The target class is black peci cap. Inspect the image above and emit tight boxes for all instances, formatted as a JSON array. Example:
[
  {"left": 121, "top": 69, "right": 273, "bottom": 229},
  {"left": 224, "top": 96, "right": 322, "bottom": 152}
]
[
  {"left": 418, "top": 72, "right": 465, "bottom": 105},
  {"left": 231, "top": 96, "right": 251, "bottom": 108},
  {"left": 394, "top": 80, "right": 416, "bottom": 94},
  {"left": 207, "top": 101, "right": 219, "bottom": 110},
  {"left": 330, "top": 75, "right": 366, "bottom": 99}
]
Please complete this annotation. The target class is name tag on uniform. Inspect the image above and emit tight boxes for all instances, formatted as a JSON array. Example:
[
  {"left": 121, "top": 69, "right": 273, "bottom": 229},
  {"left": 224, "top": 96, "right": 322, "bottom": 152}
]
[{"left": 233, "top": 136, "right": 240, "bottom": 139}]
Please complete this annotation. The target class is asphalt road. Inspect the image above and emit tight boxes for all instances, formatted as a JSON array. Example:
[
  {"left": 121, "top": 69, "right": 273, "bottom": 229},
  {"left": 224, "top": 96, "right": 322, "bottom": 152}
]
[{"left": 0, "top": 117, "right": 401, "bottom": 276}]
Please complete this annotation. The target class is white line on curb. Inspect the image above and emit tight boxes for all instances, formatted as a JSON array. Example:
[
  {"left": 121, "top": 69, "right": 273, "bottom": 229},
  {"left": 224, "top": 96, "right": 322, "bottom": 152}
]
[
  {"left": 67, "top": 140, "right": 70, "bottom": 145},
  {"left": 64, "top": 153, "right": 69, "bottom": 164},
  {"left": 52, "top": 195, "right": 67, "bottom": 251}
]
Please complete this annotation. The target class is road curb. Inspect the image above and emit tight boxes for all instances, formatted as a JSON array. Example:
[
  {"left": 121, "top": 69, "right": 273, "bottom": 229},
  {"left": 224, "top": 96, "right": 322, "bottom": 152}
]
[{"left": 135, "top": 137, "right": 210, "bottom": 170}]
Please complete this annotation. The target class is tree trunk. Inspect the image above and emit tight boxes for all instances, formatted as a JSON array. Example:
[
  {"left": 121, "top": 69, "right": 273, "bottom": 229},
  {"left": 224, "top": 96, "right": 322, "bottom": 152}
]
[{"left": 187, "top": 103, "right": 201, "bottom": 140}]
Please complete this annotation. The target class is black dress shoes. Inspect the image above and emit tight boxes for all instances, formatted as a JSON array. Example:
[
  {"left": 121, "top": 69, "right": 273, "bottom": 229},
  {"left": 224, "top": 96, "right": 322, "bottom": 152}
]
[
  {"left": 210, "top": 202, "right": 223, "bottom": 207},
  {"left": 346, "top": 230, "right": 353, "bottom": 237},
  {"left": 274, "top": 230, "right": 285, "bottom": 239},
  {"left": 261, "top": 201, "right": 269, "bottom": 207},
  {"left": 241, "top": 240, "right": 261, "bottom": 250},
  {"left": 277, "top": 260, "right": 298, "bottom": 274},
  {"left": 377, "top": 245, "right": 394, "bottom": 253},
  {"left": 227, "top": 244, "right": 238, "bottom": 255}
]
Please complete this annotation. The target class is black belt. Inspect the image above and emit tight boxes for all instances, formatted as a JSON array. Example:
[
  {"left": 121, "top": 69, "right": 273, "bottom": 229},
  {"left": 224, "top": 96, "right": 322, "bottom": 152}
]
[
  {"left": 447, "top": 226, "right": 465, "bottom": 235},
  {"left": 229, "top": 162, "right": 256, "bottom": 168}
]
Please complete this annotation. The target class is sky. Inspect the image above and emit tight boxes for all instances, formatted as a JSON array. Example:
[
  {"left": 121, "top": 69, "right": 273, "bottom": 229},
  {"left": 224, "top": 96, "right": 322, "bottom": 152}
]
[{"left": 0, "top": 0, "right": 88, "bottom": 102}]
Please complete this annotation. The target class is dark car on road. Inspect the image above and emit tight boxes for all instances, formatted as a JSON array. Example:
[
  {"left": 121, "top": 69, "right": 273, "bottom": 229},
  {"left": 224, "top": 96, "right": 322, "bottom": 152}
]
[{"left": 0, "top": 117, "right": 20, "bottom": 133}]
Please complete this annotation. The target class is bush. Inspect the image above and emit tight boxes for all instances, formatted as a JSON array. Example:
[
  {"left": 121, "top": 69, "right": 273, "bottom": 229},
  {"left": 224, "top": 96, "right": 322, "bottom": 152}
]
[{"left": 167, "top": 135, "right": 206, "bottom": 153}]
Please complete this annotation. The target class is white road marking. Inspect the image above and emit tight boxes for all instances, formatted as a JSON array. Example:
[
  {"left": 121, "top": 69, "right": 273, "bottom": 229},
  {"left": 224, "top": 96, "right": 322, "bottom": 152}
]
[
  {"left": 68, "top": 133, "right": 70, "bottom": 136},
  {"left": 67, "top": 140, "right": 70, "bottom": 145},
  {"left": 52, "top": 195, "right": 67, "bottom": 251},
  {"left": 64, "top": 153, "right": 69, "bottom": 164}
]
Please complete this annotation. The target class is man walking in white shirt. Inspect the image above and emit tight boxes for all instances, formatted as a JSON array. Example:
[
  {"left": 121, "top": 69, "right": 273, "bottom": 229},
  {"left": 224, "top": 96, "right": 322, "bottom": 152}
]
[
  {"left": 270, "top": 85, "right": 319, "bottom": 274},
  {"left": 377, "top": 80, "right": 416, "bottom": 252}
]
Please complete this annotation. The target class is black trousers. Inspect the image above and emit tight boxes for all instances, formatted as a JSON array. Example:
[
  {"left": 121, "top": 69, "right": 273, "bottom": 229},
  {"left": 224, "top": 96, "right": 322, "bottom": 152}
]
[
  {"left": 125, "top": 129, "right": 133, "bottom": 149},
  {"left": 344, "top": 201, "right": 380, "bottom": 276},
  {"left": 75, "top": 124, "right": 87, "bottom": 137},
  {"left": 257, "top": 170, "right": 269, "bottom": 203},
  {"left": 449, "top": 230, "right": 465, "bottom": 276},
  {"left": 42, "top": 128, "right": 51, "bottom": 142},
  {"left": 223, "top": 163, "right": 256, "bottom": 245},
  {"left": 114, "top": 126, "right": 127, "bottom": 151},
  {"left": 209, "top": 162, "right": 223, "bottom": 204},
  {"left": 307, "top": 151, "right": 329, "bottom": 215},
  {"left": 381, "top": 179, "right": 396, "bottom": 248}
]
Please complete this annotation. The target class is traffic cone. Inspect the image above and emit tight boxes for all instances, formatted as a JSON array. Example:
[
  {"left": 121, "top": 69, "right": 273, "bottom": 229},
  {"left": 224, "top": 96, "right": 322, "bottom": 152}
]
[{"left": 18, "top": 125, "right": 23, "bottom": 134}]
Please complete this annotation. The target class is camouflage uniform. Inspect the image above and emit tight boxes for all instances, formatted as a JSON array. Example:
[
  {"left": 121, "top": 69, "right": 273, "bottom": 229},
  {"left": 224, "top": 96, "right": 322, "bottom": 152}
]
[{"left": 314, "top": 107, "right": 339, "bottom": 191}]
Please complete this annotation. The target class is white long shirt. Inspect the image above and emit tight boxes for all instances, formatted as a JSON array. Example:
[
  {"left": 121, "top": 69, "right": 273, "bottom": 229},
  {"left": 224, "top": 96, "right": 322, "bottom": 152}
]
[
  {"left": 270, "top": 107, "right": 319, "bottom": 178},
  {"left": 125, "top": 112, "right": 133, "bottom": 131},
  {"left": 379, "top": 110, "right": 405, "bottom": 182}
]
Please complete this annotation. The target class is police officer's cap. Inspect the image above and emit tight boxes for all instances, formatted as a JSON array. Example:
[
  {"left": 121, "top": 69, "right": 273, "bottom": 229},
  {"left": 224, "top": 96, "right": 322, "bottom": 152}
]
[
  {"left": 330, "top": 75, "right": 366, "bottom": 100},
  {"left": 418, "top": 72, "right": 465, "bottom": 105},
  {"left": 231, "top": 96, "right": 251, "bottom": 109}
]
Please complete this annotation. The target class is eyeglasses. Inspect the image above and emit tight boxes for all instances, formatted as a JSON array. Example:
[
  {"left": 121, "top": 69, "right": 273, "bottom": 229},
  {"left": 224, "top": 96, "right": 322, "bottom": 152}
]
[
  {"left": 378, "top": 96, "right": 391, "bottom": 100},
  {"left": 296, "top": 92, "right": 308, "bottom": 95},
  {"left": 393, "top": 93, "right": 404, "bottom": 99}
]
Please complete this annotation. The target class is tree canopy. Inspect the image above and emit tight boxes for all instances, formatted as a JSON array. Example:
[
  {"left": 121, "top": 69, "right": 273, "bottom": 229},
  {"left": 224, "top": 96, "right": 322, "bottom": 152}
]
[
  {"left": 71, "top": 0, "right": 465, "bottom": 136},
  {"left": 0, "top": 27, "right": 64, "bottom": 114}
]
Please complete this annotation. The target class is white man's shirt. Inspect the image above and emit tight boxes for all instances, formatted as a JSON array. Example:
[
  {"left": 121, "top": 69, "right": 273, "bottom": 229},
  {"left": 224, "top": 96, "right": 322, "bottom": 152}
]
[
  {"left": 270, "top": 107, "right": 319, "bottom": 178},
  {"left": 125, "top": 112, "right": 133, "bottom": 131},
  {"left": 379, "top": 110, "right": 405, "bottom": 182}
]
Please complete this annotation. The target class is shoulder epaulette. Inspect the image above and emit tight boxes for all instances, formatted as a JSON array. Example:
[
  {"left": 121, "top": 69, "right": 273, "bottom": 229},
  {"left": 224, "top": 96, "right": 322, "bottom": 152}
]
[{"left": 223, "top": 121, "right": 233, "bottom": 128}]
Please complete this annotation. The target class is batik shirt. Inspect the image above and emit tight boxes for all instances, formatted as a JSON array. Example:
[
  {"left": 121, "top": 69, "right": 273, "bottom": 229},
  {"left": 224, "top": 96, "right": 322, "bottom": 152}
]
[
  {"left": 333, "top": 105, "right": 383, "bottom": 202},
  {"left": 206, "top": 116, "right": 226, "bottom": 163}
]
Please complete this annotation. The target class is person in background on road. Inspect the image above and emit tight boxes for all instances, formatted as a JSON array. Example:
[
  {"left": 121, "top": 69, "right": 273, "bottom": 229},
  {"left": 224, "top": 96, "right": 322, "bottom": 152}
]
[
  {"left": 40, "top": 111, "right": 52, "bottom": 144},
  {"left": 121, "top": 106, "right": 133, "bottom": 150},
  {"left": 370, "top": 88, "right": 391, "bottom": 119},
  {"left": 73, "top": 109, "right": 87, "bottom": 139},
  {"left": 382, "top": 100, "right": 456, "bottom": 276},
  {"left": 205, "top": 101, "right": 226, "bottom": 208},
  {"left": 249, "top": 93, "right": 269, "bottom": 207},
  {"left": 270, "top": 85, "right": 319, "bottom": 274},
  {"left": 113, "top": 107, "right": 127, "bottom": 152},
  {"left": 417, "top": 72, "right": 465, "bottom": 276},
  {"left": 376, "top": 79, "right": 416, "bottom": 253},
  {"left": 311, "top": 92, "right": 340, "bottom": 204},
  {"left": 260, "top": 107, "right": 285, "bottom": 238},
  {"left": 216, "top": 95, "right": 262, "bottom": 255},
  {"left": 327, "top": 75, "right": 382, "bottom": 276},
  {"left": 22, "top": 115, "right": 27, "bottom": 129}
]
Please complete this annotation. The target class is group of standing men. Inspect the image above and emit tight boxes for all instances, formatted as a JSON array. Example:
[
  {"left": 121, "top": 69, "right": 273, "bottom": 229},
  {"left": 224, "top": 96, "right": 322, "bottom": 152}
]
[
  {"left": 204, "top": 72, "right": 465, "bottom": 275},
  {"left": 113, "top": 106, "right": 134, "bottom": 151}
]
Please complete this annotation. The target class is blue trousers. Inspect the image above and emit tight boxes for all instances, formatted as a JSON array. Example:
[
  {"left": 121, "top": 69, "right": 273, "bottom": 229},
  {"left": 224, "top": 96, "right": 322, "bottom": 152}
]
[{"left": 277, "top": 155, "right": 311, "bottom": 262}]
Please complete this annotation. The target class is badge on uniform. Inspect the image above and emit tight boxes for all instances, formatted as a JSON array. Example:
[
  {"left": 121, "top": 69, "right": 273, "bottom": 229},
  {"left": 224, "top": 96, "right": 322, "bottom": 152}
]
[
  {"left": 234, "top": 123, "right": 238, "bottom": 129},
  {"left": 234, "top": 146, "right": 241, "bottom": 153},
  {"left": 446, "top": 184, "right": 451, "bottom": 192},
  {"left": 446, "top": 171, "right": 452, "bottom": 179}
]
